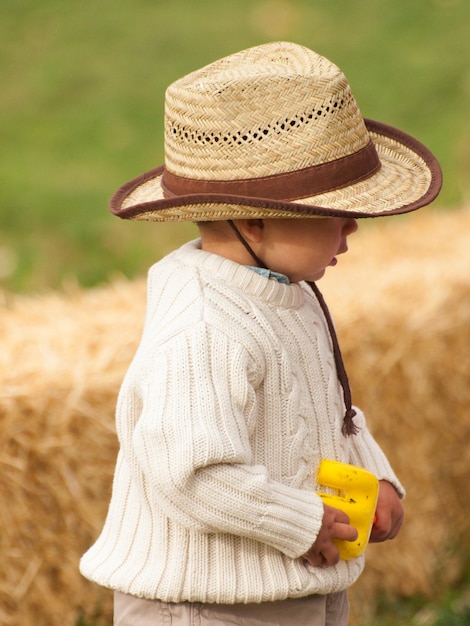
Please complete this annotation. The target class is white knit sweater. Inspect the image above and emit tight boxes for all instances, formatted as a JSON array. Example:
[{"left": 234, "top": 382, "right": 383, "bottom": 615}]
[{"left": 80, "top": 240, "right": 403, "bottom": 603}]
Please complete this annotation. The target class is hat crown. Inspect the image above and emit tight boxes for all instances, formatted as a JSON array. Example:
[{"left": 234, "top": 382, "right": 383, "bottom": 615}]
[{"left": 164, "top": 42, "right": 370, "bottom": 181}]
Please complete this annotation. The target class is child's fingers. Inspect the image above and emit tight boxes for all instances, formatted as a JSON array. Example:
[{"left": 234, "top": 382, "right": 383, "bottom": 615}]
[
  {"left": 302, "top": 542, "right": 340, "bottom": 568},
  {"left": 332, "top": 520, "right": 358, "bottom": 543},
  {"left": 328, "top": 506, "right": 350, "bottom": 526},
  {"left": 370, "top": 510, "right": 403, "bottom": 542},
  {"left": 302, "top": 505, "right": 359, "bottom": 568},
  {"left": 326, "top": 505, "right": 358, "bottom": 542},
  {"left": 369, "top": 481, "right": 404, "bottom": 543}
]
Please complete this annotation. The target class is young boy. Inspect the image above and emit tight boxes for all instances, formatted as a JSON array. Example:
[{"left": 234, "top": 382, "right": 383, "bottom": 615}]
[{"left": 80, "top": 42, "right": 442, "bottom": 625}]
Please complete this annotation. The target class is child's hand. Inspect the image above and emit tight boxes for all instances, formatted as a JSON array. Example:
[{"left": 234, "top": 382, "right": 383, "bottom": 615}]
[
  {"left": 369, "top": 480, "right": 404, "bottom": 543},
  {"left": 302, "top": 505, "right": 358, "bottom": 567}
]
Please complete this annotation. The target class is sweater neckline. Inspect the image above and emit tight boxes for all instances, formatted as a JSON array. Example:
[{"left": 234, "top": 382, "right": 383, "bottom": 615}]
[{"left": 171, "top": 240, "right": 305, "bottom": 309}]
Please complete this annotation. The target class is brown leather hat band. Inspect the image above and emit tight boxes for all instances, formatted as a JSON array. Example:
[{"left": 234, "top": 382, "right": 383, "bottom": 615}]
[{"left": 161, "top": 141, "right": 381, "bottom": 201}]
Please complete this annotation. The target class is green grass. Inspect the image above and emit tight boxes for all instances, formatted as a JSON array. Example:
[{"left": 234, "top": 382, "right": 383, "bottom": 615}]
[
  {"left": 364, "top": 587, "right": 470, "bottom": 626},
  {"left": 1, "top": 0, "right": 469, "bottom": 293}
]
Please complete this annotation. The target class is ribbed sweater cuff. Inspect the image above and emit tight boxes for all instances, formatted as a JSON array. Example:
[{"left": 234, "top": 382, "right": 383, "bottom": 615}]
[{"left": 261, "top": 484, "right": 324, "bottom": 558}]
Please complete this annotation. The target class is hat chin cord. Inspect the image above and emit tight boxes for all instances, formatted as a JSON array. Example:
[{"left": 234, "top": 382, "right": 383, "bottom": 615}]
[
  {"left": 227, "top": 220, "right": 268, "bottom": 270},
  {"left": 227, "top": 219, "right": 358, "bottom": 437}
]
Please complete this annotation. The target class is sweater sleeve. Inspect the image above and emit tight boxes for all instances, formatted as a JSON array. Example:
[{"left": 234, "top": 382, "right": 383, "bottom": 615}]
[
  {"left": 347, "top": 407, "right": 405, "bottom": 498},
  {"left": 121, "top": 321, "right": 324, "bottom": 558}
]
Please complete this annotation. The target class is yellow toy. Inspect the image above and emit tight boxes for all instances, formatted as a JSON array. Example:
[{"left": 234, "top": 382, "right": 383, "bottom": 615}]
[{"left": 316, "top": 459, "right": 379, "bottom": 560}]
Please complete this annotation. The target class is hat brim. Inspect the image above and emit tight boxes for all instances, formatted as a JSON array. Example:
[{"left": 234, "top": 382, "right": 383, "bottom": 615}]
[{"left": 110, "top": 119, "right": 442, "bottom": 222}]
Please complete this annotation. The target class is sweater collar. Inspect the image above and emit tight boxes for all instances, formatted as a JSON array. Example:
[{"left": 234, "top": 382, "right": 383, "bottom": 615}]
[{"left": 171, "top": 240, "right": 304, "bottom": 308}]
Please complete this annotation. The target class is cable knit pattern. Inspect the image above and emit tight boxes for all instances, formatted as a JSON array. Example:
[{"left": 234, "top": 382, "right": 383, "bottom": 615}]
[{"left": 80, "top": 240, "right": 403, "bottom": 603}]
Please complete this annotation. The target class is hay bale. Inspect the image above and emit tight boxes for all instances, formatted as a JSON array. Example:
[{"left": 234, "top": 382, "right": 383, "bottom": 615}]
[
  {"left": 0, "top": 280, "right": 146, "bottom": 626},
  {"left": 1, "top": 208, "right": 469, "bottom": 625}
]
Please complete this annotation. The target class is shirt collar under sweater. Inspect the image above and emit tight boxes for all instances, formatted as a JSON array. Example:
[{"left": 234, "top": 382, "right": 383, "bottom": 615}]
[
  {"left": 161, "top": 240, "right": 305, "bottom": 310},
  {"left": 248, "top": 266, "right": 291, "bottom": 285}
]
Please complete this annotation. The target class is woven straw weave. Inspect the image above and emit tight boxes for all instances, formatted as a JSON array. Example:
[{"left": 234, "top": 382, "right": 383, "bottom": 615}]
[
  {"left": 164, "top": 44, "right": 367, "bottom": 180},
  {"left": 112, "top": 42, "right": 441, "bottom": 221}
]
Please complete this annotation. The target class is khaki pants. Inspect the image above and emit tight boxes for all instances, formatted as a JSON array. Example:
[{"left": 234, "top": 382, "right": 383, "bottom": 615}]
[{"left": 114, "top": 590, "right": 349, "bottom": 626}]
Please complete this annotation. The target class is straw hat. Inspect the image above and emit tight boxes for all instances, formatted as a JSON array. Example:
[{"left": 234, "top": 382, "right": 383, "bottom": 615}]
[{"left": 110, "top": 42, "right": 442, "bottom": 222}]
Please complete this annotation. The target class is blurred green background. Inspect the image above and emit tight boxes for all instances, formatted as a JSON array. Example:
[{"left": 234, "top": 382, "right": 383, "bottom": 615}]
[{"left": 1, "top": 0, "right": 469, "bottom": 293}]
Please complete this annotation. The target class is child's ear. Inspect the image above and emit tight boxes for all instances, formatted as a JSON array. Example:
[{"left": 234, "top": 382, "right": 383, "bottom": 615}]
[{"left": 238, "top": 219, "right": 265, "bottom": 243}]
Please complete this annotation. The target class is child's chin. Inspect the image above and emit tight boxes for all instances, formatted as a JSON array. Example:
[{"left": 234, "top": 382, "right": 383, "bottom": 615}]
[{"left": 308, "top": 269, "right": 327, "bottom": 282}]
